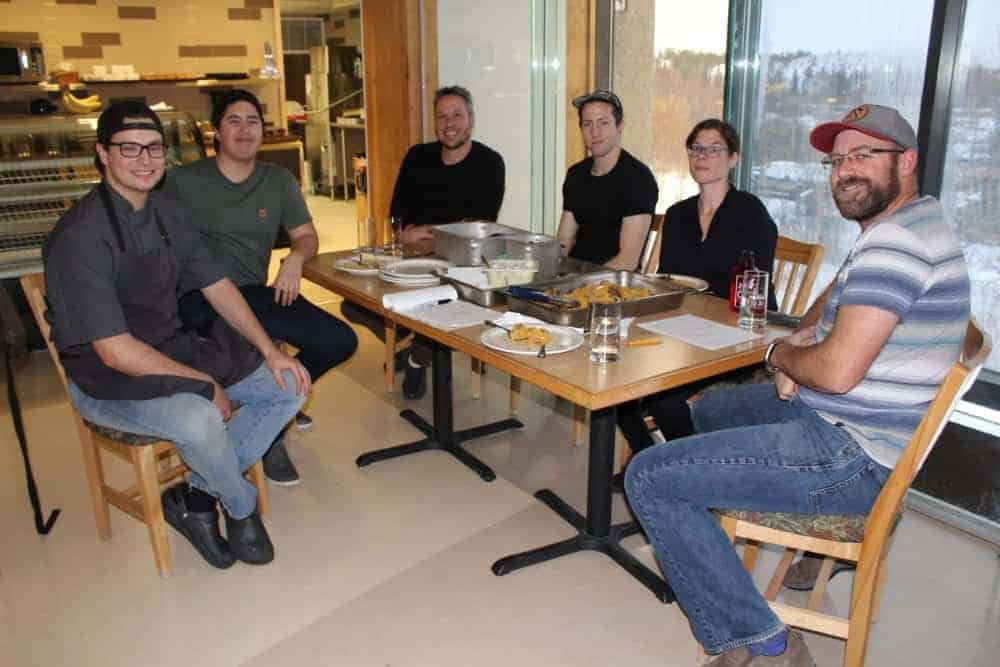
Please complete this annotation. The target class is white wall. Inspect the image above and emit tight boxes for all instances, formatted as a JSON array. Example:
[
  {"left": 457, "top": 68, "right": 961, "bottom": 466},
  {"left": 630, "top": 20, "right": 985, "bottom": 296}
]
[{"left": 437, "top": 1, "right": 534, "bottom": 230}]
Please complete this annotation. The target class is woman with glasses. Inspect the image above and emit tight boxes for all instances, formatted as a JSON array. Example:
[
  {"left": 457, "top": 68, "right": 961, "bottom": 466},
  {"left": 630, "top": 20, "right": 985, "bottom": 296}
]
[
  {"left": 614, "top": 119, "right": 778, "bottom": 488},
  {"left": 656, "top": 118, "right": 777, "bottom": 300}
]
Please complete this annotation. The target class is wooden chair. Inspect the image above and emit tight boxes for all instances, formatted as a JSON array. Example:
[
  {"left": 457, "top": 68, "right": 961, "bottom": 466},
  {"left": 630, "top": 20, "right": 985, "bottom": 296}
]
[
  {"left": 774, "top": 235, "right": 824, "bottom": 317},
  {"left": 20, "top": 273, "right": 269, "bottom": 578},
  {"left": 717, "top": 321, "right": 990, "bottom": 666}
]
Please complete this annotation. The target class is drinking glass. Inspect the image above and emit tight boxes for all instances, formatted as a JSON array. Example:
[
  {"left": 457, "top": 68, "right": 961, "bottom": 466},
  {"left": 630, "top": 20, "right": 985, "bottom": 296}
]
[
  {"left": 589, "top": 301, "right": 622, "bottom": 363},
  {"left": 356, "top": 216, "right": 377, "bottom": 266},
  {"left": 738, "top": 269, "right": 768, "bottom": 329},
  {"left": 383, "top": 215, "right": 404, "bottom": 258}
]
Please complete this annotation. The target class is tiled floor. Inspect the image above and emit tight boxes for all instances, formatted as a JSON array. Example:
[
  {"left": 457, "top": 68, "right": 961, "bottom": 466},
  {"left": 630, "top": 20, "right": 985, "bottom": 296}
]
[{"left": 2, "top": 195, "right": 998, "bottom": 666}]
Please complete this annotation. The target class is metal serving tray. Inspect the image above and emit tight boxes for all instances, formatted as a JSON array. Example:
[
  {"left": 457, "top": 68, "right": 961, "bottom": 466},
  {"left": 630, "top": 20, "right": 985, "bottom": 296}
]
[
  {"left": 431, "top": 221, "right": 524, "bottom": 266},
  {"left": 437, "top": 256, "right": 607, "bottom": 308},
  {"left": 503, "top": 270, "right": 687, "bottom": 327},
  {"left": 437, "top": 269, "right": 508, "bottom": 307}
]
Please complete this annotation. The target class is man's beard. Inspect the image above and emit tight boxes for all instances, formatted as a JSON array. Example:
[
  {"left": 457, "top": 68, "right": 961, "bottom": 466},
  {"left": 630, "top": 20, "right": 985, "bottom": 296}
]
[
  {"left": 440, "top": 130, "right": 470, "bottom": 150},
  {"left": 833, "top": 166, "right": 900, "bottom": 222}
]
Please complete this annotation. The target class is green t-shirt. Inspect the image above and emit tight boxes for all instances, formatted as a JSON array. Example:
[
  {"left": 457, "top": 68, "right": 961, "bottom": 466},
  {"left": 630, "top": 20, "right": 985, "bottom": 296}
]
[{"left": 165, "top": 159, "right": 310, "bottom": 286}]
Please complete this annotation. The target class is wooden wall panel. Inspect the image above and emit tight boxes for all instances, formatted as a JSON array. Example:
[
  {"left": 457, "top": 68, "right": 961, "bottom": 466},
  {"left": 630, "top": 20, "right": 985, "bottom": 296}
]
[
  {"left": 565, "top": 0, "right": 595, "bottom": 168},
  {"left": 362, "top": 0, "right": 422, "bottom": 229},
  {"left": 421, "top": 0, "right": 438, "bottom": 142}
]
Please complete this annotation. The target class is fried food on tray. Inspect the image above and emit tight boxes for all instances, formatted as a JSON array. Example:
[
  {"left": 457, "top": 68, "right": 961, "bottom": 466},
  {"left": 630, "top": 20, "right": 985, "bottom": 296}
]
[
  {"left": 508, "top": 324, "right": 551, "bottom": 346},
  {"left": 544, "top": 281, "right": 653, "bottom": 309}
]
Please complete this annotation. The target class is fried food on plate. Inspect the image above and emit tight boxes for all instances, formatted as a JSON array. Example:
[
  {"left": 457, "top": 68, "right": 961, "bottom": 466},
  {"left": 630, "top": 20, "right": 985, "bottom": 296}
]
[{"left": 508, "top": 324, "right": 551, "bottom": 346}]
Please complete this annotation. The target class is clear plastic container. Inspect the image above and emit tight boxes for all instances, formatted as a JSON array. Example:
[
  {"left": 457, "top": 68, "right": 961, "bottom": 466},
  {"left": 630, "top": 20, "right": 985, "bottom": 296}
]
[{"left": 483, "top": 259, "right": 539, "bottom": 286}]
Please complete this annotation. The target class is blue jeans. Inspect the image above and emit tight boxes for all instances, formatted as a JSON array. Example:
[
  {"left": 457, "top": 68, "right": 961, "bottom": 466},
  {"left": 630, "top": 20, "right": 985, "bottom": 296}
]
[
  {"left": 69, "top": 363, "right": 305, "bottom": 519},
  {"left": 624, "top": 383, "right": 890, "bottom": 654}
]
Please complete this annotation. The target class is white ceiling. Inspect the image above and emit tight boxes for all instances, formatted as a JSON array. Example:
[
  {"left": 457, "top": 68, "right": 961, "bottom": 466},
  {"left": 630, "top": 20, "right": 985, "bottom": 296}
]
[{"left": 281, "top": 0, "right": 360, "bottom": 17}]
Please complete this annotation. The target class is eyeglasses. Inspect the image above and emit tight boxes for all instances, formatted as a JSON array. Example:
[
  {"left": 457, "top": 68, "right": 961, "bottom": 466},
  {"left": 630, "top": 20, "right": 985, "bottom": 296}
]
[
  {"left": 820, "top": 146, "right": 905, "bottom": 170},
  {"left": 686, "top": 144, "right": 728, "bottom": 158},
  {"left": 107, "top": 142, "right": 167, "bottom": 159}
]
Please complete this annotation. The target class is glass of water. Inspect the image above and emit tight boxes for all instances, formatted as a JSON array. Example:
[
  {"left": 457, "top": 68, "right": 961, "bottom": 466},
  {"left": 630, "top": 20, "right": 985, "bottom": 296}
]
[
  {"left": 589, "top": 301, "right": 622, "bottom": 363},
  {"left": 356, "top": 216, "right": 377, "bottom": 266},
  {"left": 738, "top": 269, "right": 768, "bottom": 329}
]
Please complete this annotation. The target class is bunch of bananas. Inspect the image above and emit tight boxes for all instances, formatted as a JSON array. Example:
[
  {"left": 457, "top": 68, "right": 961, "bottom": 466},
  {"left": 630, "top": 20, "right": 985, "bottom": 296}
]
[{"left": 61, "top": 91, "right": 103, "bottom": 114}]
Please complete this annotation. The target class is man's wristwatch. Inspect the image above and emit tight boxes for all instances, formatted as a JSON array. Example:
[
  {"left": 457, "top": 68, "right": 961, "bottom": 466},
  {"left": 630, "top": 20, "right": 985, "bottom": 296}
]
[{"left": 764, "top": 340, "right": 781, "bottom": 374}]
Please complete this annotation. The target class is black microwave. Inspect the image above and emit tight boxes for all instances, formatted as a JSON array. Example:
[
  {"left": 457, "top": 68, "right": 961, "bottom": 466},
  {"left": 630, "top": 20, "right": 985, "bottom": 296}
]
[{"left": 0, "top": 41, "right": 45, "bottom": 83}]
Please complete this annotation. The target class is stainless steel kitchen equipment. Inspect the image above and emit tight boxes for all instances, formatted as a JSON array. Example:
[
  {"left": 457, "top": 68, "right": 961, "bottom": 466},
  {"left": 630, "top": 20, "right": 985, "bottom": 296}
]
[
  {"left": 503, "top": 270, "right": 687, "bottom": 327},
  {"left": 432, "top": 221, "right": 523, "bottom": 266},
  {"left": 0, "top": 110, "right": 205, "bottom": 278},
  {"left": 502, "top": 233, "right": 561, "bottom": 277}
]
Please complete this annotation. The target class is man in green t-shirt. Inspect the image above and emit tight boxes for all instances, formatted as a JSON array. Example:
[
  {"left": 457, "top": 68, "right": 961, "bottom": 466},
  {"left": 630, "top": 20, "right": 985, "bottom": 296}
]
[{"left": 168, "top": 90, "right": 358, "bottom": 486}]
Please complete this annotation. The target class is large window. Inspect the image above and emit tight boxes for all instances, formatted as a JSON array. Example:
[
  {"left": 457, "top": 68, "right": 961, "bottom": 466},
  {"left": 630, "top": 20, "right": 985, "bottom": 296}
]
[
  {"left": 731, "top": 0, "right": 934, "bottom": 304},
  {"left": 613, "top": 0, "right": 729, "bottom": 212},
  {"left": 939, "top": 0, "right": 1000, "bottom": 373}
]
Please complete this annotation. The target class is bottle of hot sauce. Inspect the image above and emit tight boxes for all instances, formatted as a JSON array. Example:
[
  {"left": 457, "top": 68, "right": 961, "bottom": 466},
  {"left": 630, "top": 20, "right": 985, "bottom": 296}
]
[{"left": 729, "top": 250, "right": 756, "bottom": 311}]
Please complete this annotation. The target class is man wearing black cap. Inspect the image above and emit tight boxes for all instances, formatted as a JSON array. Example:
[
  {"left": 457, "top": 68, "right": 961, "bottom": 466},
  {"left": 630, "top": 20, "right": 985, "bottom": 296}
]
[
  {"left": 43, "top": 101, "right": 311, "bottom": 570},
  {"left": 624, "top": 104, "right": 969, "bottom": 665},
  {"left": 557, "top": 90, "right": 658, "bottom": 270}
]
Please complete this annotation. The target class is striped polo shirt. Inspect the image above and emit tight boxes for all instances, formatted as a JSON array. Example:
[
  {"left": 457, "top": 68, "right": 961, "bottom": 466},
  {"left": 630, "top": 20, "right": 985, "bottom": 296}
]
[{"left": 798, "top": 196, "right": 970, "bottom": 469}]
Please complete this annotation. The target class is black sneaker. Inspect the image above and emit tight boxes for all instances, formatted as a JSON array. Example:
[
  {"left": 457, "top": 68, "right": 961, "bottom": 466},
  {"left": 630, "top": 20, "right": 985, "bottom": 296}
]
[
  {"left": 611, "top": 470, "right": 626, "bottom": 494},
  {"left": 294, "top": 411, "right": 313, "bottom": 429},
  {"left": 402, "top": 363, "right": 427, "bottom": 400},
  {"left": 161, "top": 483, "right": 235, "bottom": 569},
  {"left": 224, "top": 506, "right": 274, "bottom": 565},
  {"left": 263, "top": 439, "right": 301, "bottom": 486}
]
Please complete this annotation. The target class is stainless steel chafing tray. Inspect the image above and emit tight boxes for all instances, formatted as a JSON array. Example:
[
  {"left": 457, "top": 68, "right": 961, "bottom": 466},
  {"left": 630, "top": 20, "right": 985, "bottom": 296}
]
[
  {"left": 432, "top": 221, "right": 524, "bottom": 266},
  {"left": 437, "top": 256, "right": 606, "bottom": 307},
  {"left": 431, "top": 222, "right": 562, "bottom": 276},
  {"left": 503, "top": 270, "right": 687, "bottom": 327}
]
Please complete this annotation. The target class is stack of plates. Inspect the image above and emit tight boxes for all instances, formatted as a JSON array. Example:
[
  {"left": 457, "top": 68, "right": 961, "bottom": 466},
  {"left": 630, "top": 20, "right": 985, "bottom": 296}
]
[{"left": 379, "top": 258, "right": 451, "bottom": 287}]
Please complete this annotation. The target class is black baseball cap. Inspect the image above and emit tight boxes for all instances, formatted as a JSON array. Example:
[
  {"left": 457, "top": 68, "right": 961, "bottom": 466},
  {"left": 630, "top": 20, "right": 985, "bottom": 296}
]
[
  {"left": 571, "top": 90, "right": 623, "bottom": 116},
  {"left": 96, "top": 101, "right": 164, "bottom": 145}
]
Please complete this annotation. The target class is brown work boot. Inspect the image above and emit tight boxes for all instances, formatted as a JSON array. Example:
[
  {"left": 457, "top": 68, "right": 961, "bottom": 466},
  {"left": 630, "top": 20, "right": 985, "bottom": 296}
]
[
  {"left": 749, "top": 632, "right": 815, "bottom": 665},
  {"left": 703, "top": 632, "right": 814, "bottom": 667},
  {"left": 702, "top": 646, "right": 750, "bottom": 666},
  {"left": 783, "top": 554, "right": 855, "bottom": 591}
]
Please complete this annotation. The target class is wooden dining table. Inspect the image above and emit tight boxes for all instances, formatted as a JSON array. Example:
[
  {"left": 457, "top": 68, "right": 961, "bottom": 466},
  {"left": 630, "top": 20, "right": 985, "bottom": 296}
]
[{"left": 304, "top": 249, "right": 778, "bottom": 602}]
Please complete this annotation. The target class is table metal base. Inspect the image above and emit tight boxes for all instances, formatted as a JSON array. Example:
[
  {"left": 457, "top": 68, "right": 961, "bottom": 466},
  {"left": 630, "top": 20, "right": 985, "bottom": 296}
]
[
  {"left": 491, "top": 489, "right": 674, "bottom": 602},
  {"left": 355, "top": 340, "right": 523, "bottom": 481},
  {"left": 356, "top": 408, "right": 522, "bottom": 481},
  {"left": 491, "top": 406, "right": 675, "bottom": 603}
]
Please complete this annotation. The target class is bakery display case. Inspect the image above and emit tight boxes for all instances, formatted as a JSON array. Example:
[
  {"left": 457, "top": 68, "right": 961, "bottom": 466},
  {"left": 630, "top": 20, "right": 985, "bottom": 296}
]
[{"left": 0, "top": 110, "right": 205, "bottom": 277}]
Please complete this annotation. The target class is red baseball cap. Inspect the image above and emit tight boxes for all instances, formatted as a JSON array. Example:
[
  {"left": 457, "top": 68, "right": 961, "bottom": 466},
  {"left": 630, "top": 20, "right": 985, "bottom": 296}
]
[{"left": 810, "top": 104, "right": 917, "bottom": 153}]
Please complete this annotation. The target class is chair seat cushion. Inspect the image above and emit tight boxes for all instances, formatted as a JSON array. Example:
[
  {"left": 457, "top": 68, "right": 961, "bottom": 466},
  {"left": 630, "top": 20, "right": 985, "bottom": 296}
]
[
  {"left": 719, "top": 509, "right": 867, "bottom": 543},
  {"left": 84, "top": 419, "right": 163, "bottom": 446}
]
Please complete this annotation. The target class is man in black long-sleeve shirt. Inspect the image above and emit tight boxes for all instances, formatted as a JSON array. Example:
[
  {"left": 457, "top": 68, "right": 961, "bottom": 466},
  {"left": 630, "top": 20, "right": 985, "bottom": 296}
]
[
  {"left": 389, "top": 86, "right": 505, "bottom": 239},
  {"left": 342, "top": 85, "right": 505, "bottom": 397}
]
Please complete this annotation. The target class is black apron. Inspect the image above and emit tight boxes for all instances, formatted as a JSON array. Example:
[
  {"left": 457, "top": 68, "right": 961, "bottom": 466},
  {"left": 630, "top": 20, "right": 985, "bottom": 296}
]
[{"left": 59, "top": 184, "right": 261, "bottom": 401}]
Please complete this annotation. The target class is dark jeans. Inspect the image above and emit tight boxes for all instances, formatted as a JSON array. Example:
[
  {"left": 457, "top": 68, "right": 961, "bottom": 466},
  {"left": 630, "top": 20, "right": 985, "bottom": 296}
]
[
  {"left": 178, "top": 285, "right": 358, "bottom": 383},
  {"left": 340, "top": 301, "right": 432, "bottom": 366}
]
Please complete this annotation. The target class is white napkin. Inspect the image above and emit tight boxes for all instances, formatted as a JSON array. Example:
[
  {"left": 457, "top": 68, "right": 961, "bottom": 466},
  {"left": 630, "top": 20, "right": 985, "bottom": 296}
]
[
  {"left": 381, "top": 285, "right": 458, "bottom": 312},
  {"left": 491, "top": 312, "right": 547, "bottom": 327}
]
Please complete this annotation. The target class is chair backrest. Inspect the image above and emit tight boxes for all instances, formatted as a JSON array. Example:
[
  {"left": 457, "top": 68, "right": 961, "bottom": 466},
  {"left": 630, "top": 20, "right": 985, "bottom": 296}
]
[
  {"left": 862, "top": 320, "right": 990, "bottom": 548},
  {"left": 640, "top": 213, "right": 666, "bottom": 274},
  {"left": 773, "top": 236, "right": 823, "bottom": 316},
  {"left": 19, "top": 273, "right": 72, "bottom": 394}
]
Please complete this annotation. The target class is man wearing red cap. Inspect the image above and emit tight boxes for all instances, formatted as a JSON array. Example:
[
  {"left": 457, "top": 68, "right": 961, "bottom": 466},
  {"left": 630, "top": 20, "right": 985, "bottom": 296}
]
[{"left": 624, "top": 104, "right": 970, "bottom": 665}]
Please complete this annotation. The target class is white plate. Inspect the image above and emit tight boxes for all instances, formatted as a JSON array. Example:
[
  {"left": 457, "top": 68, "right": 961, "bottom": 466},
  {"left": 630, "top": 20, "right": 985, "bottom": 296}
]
[
  {"left": 480, "top": 324, "right": 584, "bottom": 356},
  {"left": 382, "top": 258, "right": 452, "bottom": 278},
  {"left": 378, "top": 273, "right": 441, "bottom": 286},
  {"left": 649, "top": 273, "right": 710, "bottom": 292},
  {"left": 334, "top": 257, "right": 379, "bottom": 276}
]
